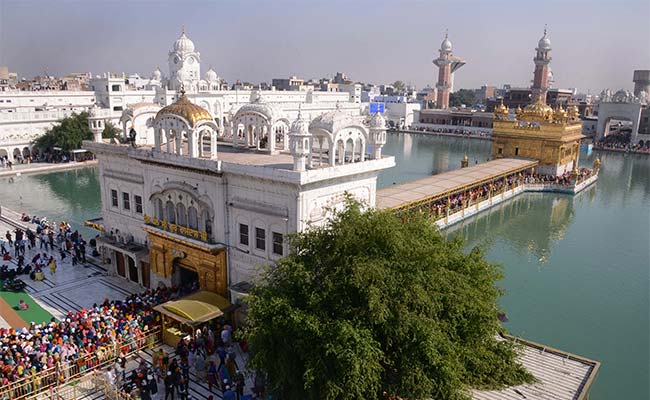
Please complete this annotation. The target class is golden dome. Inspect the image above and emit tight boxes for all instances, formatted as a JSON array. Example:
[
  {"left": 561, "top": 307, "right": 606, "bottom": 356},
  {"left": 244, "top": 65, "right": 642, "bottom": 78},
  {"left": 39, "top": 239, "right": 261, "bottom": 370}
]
[
  {"left": 567, "top": 104, "right": 580, "bottom": 120},
  {"left": 155, "top": 90, "right": 213, "bottom": 127},
  {"left": 518, "top": 98, "right": 553, "bottom": 122},
  {"left": 553, "top": 105, "right": 568, "bottom": 122},
  {"left": 493, "top": 100, "right": 509, "bottom": 120}
]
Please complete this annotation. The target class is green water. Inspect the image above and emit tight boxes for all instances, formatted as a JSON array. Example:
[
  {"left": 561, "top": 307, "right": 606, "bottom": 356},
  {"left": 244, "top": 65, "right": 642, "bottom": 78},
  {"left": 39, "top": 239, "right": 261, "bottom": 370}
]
[
  {"left": 0, "top": 167, "right": 102, "bottom": 238},
  {"left": 381, "top": 133, "right": 649, "bottom": 400},
  {"left": 0, "top": 134, "right": 647, "bottom": 398}
]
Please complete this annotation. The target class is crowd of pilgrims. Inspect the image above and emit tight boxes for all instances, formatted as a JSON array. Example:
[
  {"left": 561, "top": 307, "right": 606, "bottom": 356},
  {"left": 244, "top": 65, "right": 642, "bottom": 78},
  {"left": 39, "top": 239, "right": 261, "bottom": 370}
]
[
  {"left": 0, "top": 288, "right": 169, "bottom": 397},
  {"left": 0, "top": 284, "right": 257, "bottom": 399},
  {"left": 0, "top": 213, "right": 258, "bottom": 399},
  {"left": 420, "top": 169, "right": 595, "bottom": 219}
]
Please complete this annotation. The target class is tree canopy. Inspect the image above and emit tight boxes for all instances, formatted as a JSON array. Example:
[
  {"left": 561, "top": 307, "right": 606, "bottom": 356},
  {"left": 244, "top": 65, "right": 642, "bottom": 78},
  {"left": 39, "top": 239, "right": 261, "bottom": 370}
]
[
  {"left": 244, "top": 200, "right": 533, "bottom": 400},
  {"left": 34, "top": 112, "right": 93, "bottom": 152},
  {"left": 102, "top": 121, "right": 121, "bottom": 139},
  {"left": 392, "top": 80, "right": 406, "bottom": 94},
  {"left": 449, "top": 89, "right": 477, "bottom": 107}
]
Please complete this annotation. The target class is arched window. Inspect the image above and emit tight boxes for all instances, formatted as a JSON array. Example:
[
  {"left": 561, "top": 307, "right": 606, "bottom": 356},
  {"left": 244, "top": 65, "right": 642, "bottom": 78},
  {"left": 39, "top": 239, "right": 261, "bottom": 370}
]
[
  {"left": 188, "top": 206, "right": 198, "bottom": 230},
  {"left": 202, "top": 210, "right": 212, "bottom": 241},
  {"left": 156, "top": 199, "right": 164, "bottom": 220},
  {"left": 177, "top": 203, "right": 187, "bottom": 227},
  {"left": 166, "top": 200, "right": 176, "bottom": 224}
]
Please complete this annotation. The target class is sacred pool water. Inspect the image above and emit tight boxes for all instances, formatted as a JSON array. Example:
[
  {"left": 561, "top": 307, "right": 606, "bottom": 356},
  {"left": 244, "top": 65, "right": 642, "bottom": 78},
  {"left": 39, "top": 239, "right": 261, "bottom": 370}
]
[{"left": 0, "top": 133, "right": 647, "bottom": 399}]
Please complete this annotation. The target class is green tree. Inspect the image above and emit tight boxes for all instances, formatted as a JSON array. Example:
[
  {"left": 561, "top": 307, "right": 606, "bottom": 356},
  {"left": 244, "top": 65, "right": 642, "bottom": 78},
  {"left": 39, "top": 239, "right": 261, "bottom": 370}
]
[
  {"left": 392, "top": 80, "right": 406, "bottom": 94},
  {"left": 34, "top": 112, "right": 93, "bottom": 151},
  {"left": 449, "top": 89, "right": 477, "bottom": 107},
  {"left": 102, "top": 121, "right": 121, "bottom": 139},
  {"left": 244, "top": 199, "right": 533, "bottom": 400}
]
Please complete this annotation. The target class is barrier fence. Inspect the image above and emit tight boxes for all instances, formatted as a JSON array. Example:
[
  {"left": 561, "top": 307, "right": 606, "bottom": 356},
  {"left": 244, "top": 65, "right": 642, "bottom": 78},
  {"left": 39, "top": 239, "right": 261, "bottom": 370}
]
[{"left": 0, "top": 328, "right": 161, "bottom": 400}]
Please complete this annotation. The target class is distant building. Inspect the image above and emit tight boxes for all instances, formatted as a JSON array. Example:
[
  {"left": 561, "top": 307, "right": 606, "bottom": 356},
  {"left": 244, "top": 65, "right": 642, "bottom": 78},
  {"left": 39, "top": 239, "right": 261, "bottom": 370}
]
[
  {"left": 474, "top": 85, "right": 496, "bottom": 104},
  {"left": 272, "top": 76, "right": 306, "bottom": 91},
  {"left": 0, "top": 67, "right": 18, "bottom": 91},
  {"left": 338, "top": 82, "right": 362, "bottom": 103},
  {"left": 361, "top": 85, "right": 381, "bottom": 103},
  {"left": 333, "top": 72, "right": 352, "bottom": 84}
]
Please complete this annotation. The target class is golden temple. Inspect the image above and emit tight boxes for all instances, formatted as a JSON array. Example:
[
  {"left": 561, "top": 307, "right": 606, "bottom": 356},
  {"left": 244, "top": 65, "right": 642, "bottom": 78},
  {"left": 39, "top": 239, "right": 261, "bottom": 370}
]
[{"left": 491, "top": 99, "right": 584, "bottom": 176}]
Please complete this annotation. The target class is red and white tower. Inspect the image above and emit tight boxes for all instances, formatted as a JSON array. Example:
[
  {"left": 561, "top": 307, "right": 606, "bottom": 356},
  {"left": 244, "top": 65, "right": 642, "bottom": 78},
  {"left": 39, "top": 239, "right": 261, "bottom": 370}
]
[
  {"left": 531, "top": 27, "right": 552, "bottom": 103},
  {"left": 433, "top": 31, "right": 465, "bottom": 109}
]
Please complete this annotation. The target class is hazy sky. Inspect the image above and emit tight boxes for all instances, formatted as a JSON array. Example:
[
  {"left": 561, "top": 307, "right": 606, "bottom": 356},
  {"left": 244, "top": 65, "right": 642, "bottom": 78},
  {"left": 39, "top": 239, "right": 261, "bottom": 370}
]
[{"left": 0, "top": 0, "right": 648, "bottom": 93}]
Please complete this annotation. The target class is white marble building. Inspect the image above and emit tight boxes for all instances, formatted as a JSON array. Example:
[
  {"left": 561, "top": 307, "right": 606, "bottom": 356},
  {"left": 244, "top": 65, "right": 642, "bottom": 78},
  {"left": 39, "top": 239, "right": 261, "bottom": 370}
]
[
  {"left": 84, "top": 87, "right": 394, "bottom": 302},
  {"left": 0, "top": 28, "right": 359, "bottom": 161}
]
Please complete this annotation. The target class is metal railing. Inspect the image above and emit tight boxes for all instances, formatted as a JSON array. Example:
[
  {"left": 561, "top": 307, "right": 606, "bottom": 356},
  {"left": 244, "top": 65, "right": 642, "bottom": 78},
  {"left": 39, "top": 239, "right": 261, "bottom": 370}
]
[{"left": 0, "top": 328, "right": 160, "bottom": 400}]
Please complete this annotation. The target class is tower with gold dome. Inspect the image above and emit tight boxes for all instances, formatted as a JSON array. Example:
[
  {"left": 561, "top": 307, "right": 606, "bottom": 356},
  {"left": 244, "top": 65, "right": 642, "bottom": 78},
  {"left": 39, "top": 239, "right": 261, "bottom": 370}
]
[{"left": 491, "top": 29, "right": 584, "bottom": 176}]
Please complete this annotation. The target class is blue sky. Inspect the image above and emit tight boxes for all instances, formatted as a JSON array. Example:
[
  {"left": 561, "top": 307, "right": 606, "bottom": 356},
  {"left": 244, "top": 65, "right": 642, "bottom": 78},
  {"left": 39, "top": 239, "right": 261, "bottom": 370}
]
[{"left": 0, "top": 0, "right": 648, "bottom": 93}]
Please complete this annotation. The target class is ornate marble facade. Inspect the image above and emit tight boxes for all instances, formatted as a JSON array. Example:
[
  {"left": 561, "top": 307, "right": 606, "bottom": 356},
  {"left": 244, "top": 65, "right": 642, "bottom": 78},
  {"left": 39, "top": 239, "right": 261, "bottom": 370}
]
[{"left": 85, "top": 86, "right": 394, "bottom": 300}]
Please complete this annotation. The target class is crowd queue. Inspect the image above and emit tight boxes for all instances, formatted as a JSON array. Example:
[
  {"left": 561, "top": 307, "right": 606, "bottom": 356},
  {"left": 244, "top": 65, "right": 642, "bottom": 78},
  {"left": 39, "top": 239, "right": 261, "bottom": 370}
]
[
  {"left": 0, "top": 214, "right": 261, "bottom": 400},
  {"left": 412, "top": 169, "right": 596, "bottom": 219}
]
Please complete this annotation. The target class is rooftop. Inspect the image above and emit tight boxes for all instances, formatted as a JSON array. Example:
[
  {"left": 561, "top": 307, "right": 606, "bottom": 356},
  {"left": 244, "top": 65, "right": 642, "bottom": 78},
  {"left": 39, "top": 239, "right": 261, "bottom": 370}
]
[
  {"left": 83, "top": 140, "right": 395, "bottom": 186},
  {"left": 473, "top": 335, "right": 600, "bottom": 400},
  {"left": 376, "top": 158, "right": 537, "bottom": 210}
]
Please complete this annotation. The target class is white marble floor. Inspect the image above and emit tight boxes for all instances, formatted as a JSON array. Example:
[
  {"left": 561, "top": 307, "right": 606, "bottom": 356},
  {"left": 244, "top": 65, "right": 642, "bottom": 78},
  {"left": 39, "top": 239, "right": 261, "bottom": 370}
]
[{"left": 0, "top": 219, "right": 142, "bottom": 320}]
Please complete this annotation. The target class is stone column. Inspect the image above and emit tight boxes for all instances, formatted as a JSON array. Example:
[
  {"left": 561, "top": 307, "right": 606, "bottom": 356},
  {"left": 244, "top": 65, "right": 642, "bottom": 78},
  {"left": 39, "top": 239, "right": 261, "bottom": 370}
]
[
  {"left": 154, "top": 128, "right": 162, "bottom": 151},
  {"left": 211, "top": 131, "right": 218, "bottom": 159},
  {"left": 268, "top": 124, "right": 276, "bottom": 153},
  {"left": 188, "top": 129, "right": 197, "bottom": 158},
  {"left": 176, "top": 130, "right": 183, "bottom": 155}
]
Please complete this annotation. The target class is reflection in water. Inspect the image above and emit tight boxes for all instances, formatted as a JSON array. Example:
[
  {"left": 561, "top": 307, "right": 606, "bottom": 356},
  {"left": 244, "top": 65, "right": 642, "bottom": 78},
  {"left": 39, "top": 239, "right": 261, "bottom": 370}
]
[
  {"left": 445, "top": 190, "right": 588, "bottom": 263},
  {"left": 0, "top": 168, "right": 101, "bottom": 237}
]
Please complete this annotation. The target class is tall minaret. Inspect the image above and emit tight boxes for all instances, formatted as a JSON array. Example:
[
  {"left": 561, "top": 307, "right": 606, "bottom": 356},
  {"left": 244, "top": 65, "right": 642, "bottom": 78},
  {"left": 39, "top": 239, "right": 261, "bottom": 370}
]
[
  {"left": 433, "top": 31, "right": 465, "bottom": 109},
  {"left": 532, "top": 27, "right": 552, "bottom": 103}
]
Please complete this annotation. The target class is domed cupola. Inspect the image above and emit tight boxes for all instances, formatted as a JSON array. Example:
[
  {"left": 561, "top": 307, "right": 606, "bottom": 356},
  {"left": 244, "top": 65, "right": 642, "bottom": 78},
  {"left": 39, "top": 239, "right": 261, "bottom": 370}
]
[
  {"left": 368, "top": 112, "right": 387, "bottom": 159},
  {"left": 155, "top": 87, "right": 213, "bottom": 128},
  {"left": 369, "top": 111, "right": 387, "bottom": 129},
  {"left": 151, "top": 67, "right": 162, "bottom": 81},
  {"left": 440, "top": 32, "right": 453, "bottom": 52},
  {"left": 205, "top": 67, "right": 218, "bottom": 83},
  {"left": 537, "top": 28, "right": 551, "bottom": 51},
  {"left": 173, "top": 28, "right": 195, "bottom": 54},
  {"left": 289, "top": 106, "right": 312, "bottom": 172}
]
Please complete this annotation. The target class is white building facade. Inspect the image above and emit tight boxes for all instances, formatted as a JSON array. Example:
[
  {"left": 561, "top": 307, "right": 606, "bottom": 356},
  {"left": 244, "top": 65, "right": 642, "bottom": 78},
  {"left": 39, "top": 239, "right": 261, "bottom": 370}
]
[
  {"left": 0, "top": 29, "right": 360, "bottom": 161},
  {"left": 84, "top": 89, "right": 394, "bottom": 302}
]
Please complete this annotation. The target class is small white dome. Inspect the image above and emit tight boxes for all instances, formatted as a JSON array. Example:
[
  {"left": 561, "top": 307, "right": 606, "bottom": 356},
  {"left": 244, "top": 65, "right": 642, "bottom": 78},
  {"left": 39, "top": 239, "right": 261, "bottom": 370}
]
[
  {"left": 152, "top": 67, "right": 162, "bottom": 81},
  {"left": 173, "top": 30, "right": 195, "bottom": 54},
  {"left": 441, "top": 36, "right": 452, "bottom": 52},
  {"left": 205, "top": 68, "right": 218, "bottom": 82},
  {"left": 538, "top": 30, "right": 551, "bottom": 50},
  {"left": 290, "top": 109, "right": 310, "bottom": 136},
  {"left": 369, "top": 112, "right": 386, "bottom": 129}
]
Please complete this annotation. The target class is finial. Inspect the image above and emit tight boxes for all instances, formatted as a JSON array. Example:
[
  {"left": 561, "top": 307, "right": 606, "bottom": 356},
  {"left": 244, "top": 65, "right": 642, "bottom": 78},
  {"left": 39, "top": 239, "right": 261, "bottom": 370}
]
[
  {"left": 544, "top": 24, "right": 547, "bottom": 36},
  {"left": 445, "top": 28, "right": 448, "bottom": 39},
  {"left": 335, "top": 101, "right": 341, "bottom": 111},
  {"left": 181, "top": 25, "right": 186, "bottom": 35},
  {"left": 180, "top": 83, "right": 186, "bottom": 96},
  {"left": 297, "top": 103, "right": 302, "bottom": 118}
]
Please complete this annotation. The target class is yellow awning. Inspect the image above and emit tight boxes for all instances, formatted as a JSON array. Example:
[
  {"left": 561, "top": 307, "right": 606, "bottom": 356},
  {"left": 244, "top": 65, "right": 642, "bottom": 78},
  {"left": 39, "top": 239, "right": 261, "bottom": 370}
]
[{"left": 154, "top": 291, "right": 232, "bottom": 326}]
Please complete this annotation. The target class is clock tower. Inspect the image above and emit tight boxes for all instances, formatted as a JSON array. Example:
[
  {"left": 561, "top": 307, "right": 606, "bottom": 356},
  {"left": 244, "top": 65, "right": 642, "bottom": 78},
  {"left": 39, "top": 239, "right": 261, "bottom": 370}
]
[{"left": 168, "top": 27, "right": 201, "bottom": 92}]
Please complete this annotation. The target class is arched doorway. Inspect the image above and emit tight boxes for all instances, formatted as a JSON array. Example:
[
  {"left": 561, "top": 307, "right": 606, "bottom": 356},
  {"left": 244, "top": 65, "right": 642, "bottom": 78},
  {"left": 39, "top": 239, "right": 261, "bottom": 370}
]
[
  {"left": 0, "top": 149, "right": 8, "bottom": 160},
  {"left": 172, "top": 261, "right": 199, "bottom": 290}
]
